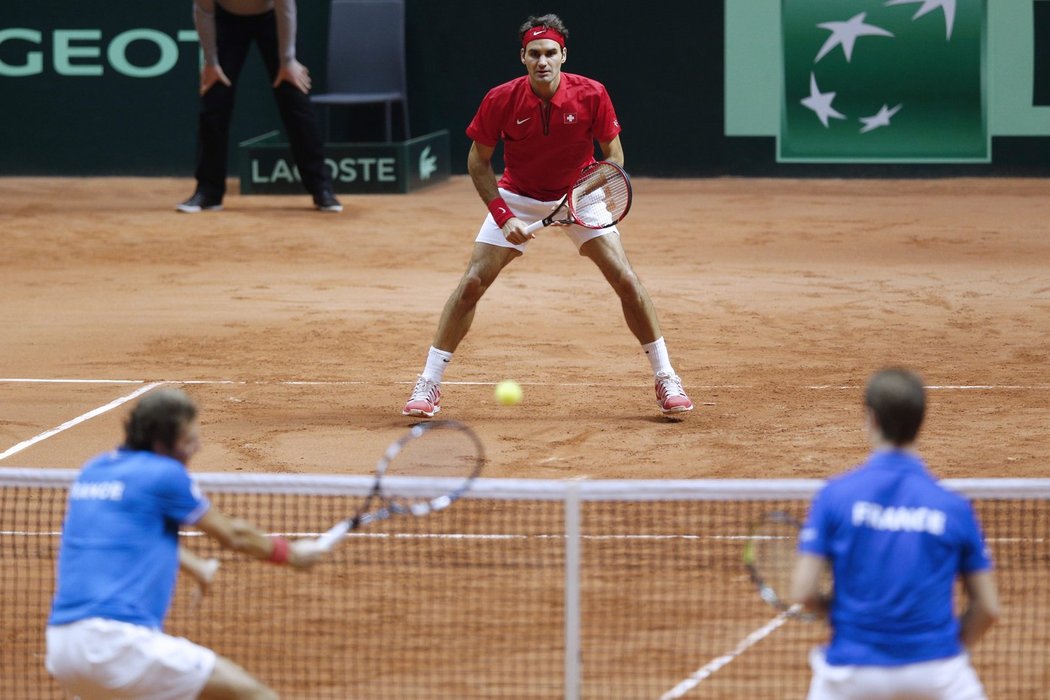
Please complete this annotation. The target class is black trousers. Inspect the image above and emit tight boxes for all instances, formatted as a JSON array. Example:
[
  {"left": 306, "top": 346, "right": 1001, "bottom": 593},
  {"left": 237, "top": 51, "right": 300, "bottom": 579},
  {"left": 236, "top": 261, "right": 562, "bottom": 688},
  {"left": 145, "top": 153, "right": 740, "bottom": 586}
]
[{"left": 194, "top": 5, "right": 331, "bottom": 199}]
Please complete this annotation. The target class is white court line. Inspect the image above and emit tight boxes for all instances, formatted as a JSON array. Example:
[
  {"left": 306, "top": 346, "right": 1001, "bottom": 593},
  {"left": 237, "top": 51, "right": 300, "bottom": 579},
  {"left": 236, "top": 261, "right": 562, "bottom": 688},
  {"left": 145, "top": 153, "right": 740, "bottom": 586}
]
[
  {"left": 808, "top": 384, "right": 1050, "bottom": 390},
  {"left": 0, "top": 378, "right": 146, "bottom": 384},
  {"left": 659, "top": 607, "right": 797, "bottom": 699},
  {"left": 3, "top": 377, "right": 1050, "bottom": 390},
  {"left": 2, "top": 530, "right": 1041, "bottom": 544},
  {"left": 0, "top": 383, "right": 164, "bottom": 462}
]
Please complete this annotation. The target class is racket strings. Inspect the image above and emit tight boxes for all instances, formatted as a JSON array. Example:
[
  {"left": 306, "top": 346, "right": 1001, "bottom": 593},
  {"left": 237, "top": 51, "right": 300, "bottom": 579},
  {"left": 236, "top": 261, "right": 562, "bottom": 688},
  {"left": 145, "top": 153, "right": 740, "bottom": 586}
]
[
  {"left": 570, "top": 164, "right": 631, "bottom": 227},
  {"left": 381, "top": 423, "right": 484, "bottom": 512},
  {"left": 747, "top": 522, "right": 800, "bottom": 609},
  {"left": 385, "top": 432, "right": 480, "bottom": 479}
]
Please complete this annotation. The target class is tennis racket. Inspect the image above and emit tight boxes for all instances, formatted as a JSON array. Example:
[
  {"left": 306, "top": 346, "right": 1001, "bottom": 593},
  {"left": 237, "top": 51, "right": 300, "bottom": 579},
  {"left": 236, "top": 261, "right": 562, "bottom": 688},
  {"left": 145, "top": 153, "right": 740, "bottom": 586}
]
[
  {"left": 313, "top": 420, "right": 485, "bottom": 551},
  {"left": 742, "top": 510, "right": 829, "bottom": 620},
  {"left": 523, "top": 161, "right": 632, "bottom": 234}
]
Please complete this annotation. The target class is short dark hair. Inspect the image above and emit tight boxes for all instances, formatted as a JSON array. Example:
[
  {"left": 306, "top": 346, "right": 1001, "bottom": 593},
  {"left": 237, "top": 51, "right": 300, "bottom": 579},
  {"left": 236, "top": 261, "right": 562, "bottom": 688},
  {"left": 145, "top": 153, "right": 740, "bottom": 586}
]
[
  {"left": 518, "top": 14, "right": 569, "bottom": 43},
  {"left": 123, "top": 388, "right": 198, "bottom": 452},
  {"left": 864, "top": 368, "right": 926, "bottom": 446}
]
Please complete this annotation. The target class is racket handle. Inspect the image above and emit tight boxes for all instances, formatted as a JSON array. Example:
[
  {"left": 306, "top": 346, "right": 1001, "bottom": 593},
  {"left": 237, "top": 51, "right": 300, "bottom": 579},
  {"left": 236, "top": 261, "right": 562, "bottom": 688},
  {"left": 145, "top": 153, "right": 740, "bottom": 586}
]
[
  {"left": 315, "top": 520, "right": 351, "bottom": 551},
  {"left": 523, "top": 219, "right": 545, "bottom": 234}
]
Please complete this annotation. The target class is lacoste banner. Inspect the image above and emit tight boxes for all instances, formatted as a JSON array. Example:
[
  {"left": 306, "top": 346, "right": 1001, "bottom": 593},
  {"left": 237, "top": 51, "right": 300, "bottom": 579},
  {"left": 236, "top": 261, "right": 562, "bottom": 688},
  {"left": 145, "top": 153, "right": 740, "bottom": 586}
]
[
  {"left": 238, "top": 130, "right": 450, "bottom": 195},
  {"left": 781, "top": 0, "right": 986, "bottom": 162}
]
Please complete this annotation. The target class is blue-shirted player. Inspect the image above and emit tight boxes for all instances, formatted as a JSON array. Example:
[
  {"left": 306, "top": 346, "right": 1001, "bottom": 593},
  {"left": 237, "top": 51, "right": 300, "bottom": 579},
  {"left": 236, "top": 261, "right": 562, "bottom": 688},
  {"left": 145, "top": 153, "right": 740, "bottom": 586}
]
[
  {"left": 46, "top": 388, "right": 327, "bottom": 700},
  {"left": 791, "top": 368, "right": 1000, "bottom": 700}
]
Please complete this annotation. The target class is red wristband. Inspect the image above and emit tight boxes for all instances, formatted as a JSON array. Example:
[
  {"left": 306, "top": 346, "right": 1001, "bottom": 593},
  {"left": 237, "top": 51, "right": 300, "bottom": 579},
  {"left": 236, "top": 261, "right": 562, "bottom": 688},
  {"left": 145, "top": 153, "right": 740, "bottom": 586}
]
[
  {"left": 268, "top": 537, "right": 289, "bottom": 564},
  {"left": 487, "top": 197, "right": 515, "bottom": 228}
]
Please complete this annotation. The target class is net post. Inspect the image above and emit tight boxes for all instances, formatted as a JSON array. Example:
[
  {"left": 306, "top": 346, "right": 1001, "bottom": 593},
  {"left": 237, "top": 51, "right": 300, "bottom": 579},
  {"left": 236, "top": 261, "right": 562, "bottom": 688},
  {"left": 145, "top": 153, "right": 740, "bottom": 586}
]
[{"left": 564, "top": 480, "right": 582, "bottom": 700}]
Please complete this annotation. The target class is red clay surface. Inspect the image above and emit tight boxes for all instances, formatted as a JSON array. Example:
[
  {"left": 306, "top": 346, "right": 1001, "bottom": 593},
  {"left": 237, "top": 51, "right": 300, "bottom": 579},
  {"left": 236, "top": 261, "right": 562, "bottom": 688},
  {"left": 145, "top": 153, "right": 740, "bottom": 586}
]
[
  {"left": 1, "top": 176, "right": 1048, "bottom": 698},
  {"left": 2, "top": 176, "right": 1048, "bottom": 478}
]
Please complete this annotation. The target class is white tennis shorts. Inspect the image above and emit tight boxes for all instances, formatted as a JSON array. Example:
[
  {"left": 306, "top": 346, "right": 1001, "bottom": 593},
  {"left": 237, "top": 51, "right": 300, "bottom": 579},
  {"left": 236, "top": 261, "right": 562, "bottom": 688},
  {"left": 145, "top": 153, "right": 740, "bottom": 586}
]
[
  {"left": 475, "top": 188, "right": 620, "bottom": 253},
  {"left": 806, "top": 646, "right": 987, "bottom": 700},
  {"left": 46, "top": 618, "right": 216, "bottom": 700}
]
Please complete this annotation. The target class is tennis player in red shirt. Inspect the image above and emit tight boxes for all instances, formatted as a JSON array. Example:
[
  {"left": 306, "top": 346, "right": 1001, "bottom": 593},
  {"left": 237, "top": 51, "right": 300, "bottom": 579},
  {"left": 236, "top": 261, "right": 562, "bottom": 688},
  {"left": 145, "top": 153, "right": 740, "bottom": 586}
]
[{"left": 402, "top": 13, "right": 693, "bottom": 418}]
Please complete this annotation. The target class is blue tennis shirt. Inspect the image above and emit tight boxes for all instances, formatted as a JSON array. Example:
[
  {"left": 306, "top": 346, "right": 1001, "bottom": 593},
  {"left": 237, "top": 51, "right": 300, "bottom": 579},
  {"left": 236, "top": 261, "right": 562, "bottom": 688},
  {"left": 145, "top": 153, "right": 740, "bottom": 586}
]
[
  {"left": 799, "top": 449, "right": 991, "bottom": 666},
  {"left": 49, "top": 449, "right": 210, "bottom": 630}
]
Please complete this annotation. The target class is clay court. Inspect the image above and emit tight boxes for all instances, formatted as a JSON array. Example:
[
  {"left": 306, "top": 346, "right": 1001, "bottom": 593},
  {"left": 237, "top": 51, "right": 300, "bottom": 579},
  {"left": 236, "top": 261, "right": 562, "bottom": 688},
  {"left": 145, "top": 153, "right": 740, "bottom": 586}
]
[
  {"left": 3, "top": 176, "right": 1048, "bottom": 477},
  {"left": 2, "top": 176, "right": 1048, "bottom": 697}
]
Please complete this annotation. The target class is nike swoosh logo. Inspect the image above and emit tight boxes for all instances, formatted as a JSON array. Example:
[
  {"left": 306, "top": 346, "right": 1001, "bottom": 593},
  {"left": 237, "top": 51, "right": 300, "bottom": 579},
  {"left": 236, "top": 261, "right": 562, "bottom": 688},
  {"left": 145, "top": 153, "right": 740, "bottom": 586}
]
[
  {"left": 516, "top": 117, "right": 531, "bottom": 125},
  {"left": 532, "top": 29, "right": 545, "bottom": 36}
]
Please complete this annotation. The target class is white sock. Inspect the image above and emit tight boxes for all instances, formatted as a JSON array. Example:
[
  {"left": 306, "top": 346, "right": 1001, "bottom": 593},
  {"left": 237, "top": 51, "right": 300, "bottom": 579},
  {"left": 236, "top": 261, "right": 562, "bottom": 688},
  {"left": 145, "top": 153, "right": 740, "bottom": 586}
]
[
  {"left": 642, "top": 337, "right": 674, "bottom": 376},
  {"left": 422, "top": 346, "right": 453, "bottom": 383}
]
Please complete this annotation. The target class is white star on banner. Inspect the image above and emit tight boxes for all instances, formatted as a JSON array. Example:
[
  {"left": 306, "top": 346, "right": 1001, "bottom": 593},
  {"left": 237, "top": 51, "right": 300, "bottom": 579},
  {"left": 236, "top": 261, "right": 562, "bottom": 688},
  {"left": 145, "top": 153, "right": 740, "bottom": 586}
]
[
  {"left": 815, "top": 12, "right": 895, "bottom": 63},
  {"left": 859, "top": 103, "right": 903, "bottom": 133},
  {"left": 801, "top": 72, "right": 847, "bottom": 127},
  {"left": 884, "top": 0, "right": 956, "bottom": 40}
]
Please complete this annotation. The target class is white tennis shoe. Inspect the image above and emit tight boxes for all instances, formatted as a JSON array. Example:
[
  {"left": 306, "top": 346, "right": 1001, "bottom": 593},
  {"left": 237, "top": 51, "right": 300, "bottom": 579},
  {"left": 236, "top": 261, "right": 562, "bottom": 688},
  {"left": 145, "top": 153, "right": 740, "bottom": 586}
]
[
  {"left": 402, "top": 376, "right": 441, "bottom": 417},
  {"left": 655, "top": 371, "right": 693, "bottom": 414}
]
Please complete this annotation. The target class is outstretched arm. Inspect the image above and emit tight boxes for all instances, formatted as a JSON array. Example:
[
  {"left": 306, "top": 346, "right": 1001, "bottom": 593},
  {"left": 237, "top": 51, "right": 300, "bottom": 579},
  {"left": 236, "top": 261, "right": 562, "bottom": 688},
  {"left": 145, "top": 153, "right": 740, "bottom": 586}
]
[{"left": 192, "top": 507, "right": 323, "bottom": 569}]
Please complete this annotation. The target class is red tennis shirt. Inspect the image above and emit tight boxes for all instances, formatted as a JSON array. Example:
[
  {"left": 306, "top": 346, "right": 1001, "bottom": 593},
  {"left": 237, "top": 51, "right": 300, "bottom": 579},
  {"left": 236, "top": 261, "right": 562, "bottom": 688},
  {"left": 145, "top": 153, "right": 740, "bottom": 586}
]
[{"left": 466, "top": 72, "right": 622, "bottom": 202}]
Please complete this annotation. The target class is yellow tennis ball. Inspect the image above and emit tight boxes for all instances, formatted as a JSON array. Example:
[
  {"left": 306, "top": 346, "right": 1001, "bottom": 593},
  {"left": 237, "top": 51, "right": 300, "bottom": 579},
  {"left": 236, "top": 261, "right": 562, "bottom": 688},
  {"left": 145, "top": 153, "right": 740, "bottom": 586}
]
[{"left": 494, "top": 379, "right": 523, "bottom": 406}]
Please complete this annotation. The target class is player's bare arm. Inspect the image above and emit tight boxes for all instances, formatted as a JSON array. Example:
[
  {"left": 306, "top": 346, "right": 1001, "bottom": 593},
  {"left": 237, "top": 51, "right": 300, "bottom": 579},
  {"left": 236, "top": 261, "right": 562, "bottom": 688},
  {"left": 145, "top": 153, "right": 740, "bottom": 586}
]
[
  {"left": 178, "top": 545, "right": 219, "bottom": 602},
  {"left": 468, "top": 142, "right": 532, "bottom": 245},
  {"left": 193, "top": 0, "right": 229, "bottom": 95},
  {"left": 959, "top": 570, "right": 1000, "bottom": 648},
  {"left": 599, "top": 135, "right": 625, "bottom": 169},
  {"left": 789, "top": 552, "right": 831, "bottom": 617},
  {"left": 178, "top": 546, "right": 218, "bottom": 585},
  {"left": 193, "top": 508, "right": 322, "bottom": 569}
]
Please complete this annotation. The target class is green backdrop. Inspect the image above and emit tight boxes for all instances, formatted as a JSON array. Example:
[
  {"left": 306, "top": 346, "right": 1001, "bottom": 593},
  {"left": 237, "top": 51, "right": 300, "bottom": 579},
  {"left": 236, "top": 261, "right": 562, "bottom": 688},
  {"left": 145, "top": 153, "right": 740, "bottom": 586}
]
[{"left": 2, "top": 1, "right": 1049, "bottom": 176}]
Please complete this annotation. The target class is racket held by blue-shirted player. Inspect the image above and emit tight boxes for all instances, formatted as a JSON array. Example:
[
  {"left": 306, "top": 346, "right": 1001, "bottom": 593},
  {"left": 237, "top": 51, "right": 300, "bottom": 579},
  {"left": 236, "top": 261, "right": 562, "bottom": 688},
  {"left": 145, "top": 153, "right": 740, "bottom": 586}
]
[
  {"left": 742, "top": 510, "right": 830, "bottom": 621},
  {"left": 524, "top": 160, "right": 633, "bottom": 234},
  {"left": 312, "top": 420, "right": 485, "bottom": 551}
]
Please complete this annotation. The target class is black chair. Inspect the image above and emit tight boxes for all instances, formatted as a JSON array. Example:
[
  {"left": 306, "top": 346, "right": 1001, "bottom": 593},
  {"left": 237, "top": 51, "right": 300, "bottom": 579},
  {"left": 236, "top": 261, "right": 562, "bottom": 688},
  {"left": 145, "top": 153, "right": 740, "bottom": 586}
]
[{"left": 311, "top": 0, "right": 409, "bottom": 142}]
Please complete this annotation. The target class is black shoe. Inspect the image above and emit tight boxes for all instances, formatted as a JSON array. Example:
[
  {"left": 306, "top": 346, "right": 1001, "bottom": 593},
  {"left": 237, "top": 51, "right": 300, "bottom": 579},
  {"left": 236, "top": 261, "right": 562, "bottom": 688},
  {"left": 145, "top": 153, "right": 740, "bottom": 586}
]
[
  {"left": 313, "top": 190, "right": 343, "bottom": 213},
  {"left": 176, "top": 191, "right": 223, "bottom": 213}
]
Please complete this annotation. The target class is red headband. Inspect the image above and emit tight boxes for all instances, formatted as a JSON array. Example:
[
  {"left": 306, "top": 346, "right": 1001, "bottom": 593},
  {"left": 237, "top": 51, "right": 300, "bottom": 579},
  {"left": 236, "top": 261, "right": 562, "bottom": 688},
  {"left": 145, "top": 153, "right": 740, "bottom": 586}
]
[{"left": 521, "top": 26, "right": 565, "bottom": 48}]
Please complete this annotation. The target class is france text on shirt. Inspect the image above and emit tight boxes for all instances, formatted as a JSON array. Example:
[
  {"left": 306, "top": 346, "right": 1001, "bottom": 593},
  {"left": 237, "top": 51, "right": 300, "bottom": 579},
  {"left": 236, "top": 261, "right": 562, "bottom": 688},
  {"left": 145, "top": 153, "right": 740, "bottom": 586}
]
[
  {"left": 69, "top": 481, "right": 125, "bottom": 501},
  {"left": 851, "top": 501, "right": 946, "bottom": 536}
]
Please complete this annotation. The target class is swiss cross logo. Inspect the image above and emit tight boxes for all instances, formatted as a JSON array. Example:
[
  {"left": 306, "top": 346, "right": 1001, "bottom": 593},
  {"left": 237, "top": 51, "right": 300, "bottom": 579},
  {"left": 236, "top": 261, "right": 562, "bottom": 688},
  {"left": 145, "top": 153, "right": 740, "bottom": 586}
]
[{"left": 563, "top": 113, "right": 577, "bottom": 124}]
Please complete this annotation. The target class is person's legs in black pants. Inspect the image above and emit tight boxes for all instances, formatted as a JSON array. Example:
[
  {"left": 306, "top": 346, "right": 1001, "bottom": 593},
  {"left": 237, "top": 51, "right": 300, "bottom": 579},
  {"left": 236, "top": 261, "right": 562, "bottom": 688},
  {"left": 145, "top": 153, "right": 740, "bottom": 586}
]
[
  {"left": 253, "top": 13, "right": 334, "bottom": 201},
  {"left": 193, "top": 5, "right": 255, "bottom": 201}
]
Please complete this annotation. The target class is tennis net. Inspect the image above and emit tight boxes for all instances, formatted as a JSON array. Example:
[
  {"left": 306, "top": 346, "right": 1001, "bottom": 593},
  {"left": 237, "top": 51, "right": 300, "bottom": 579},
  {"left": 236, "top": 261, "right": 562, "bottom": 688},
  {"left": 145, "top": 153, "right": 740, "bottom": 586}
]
[{"left": 1, "top": 468, "right": 1047, "bottom": 699}]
